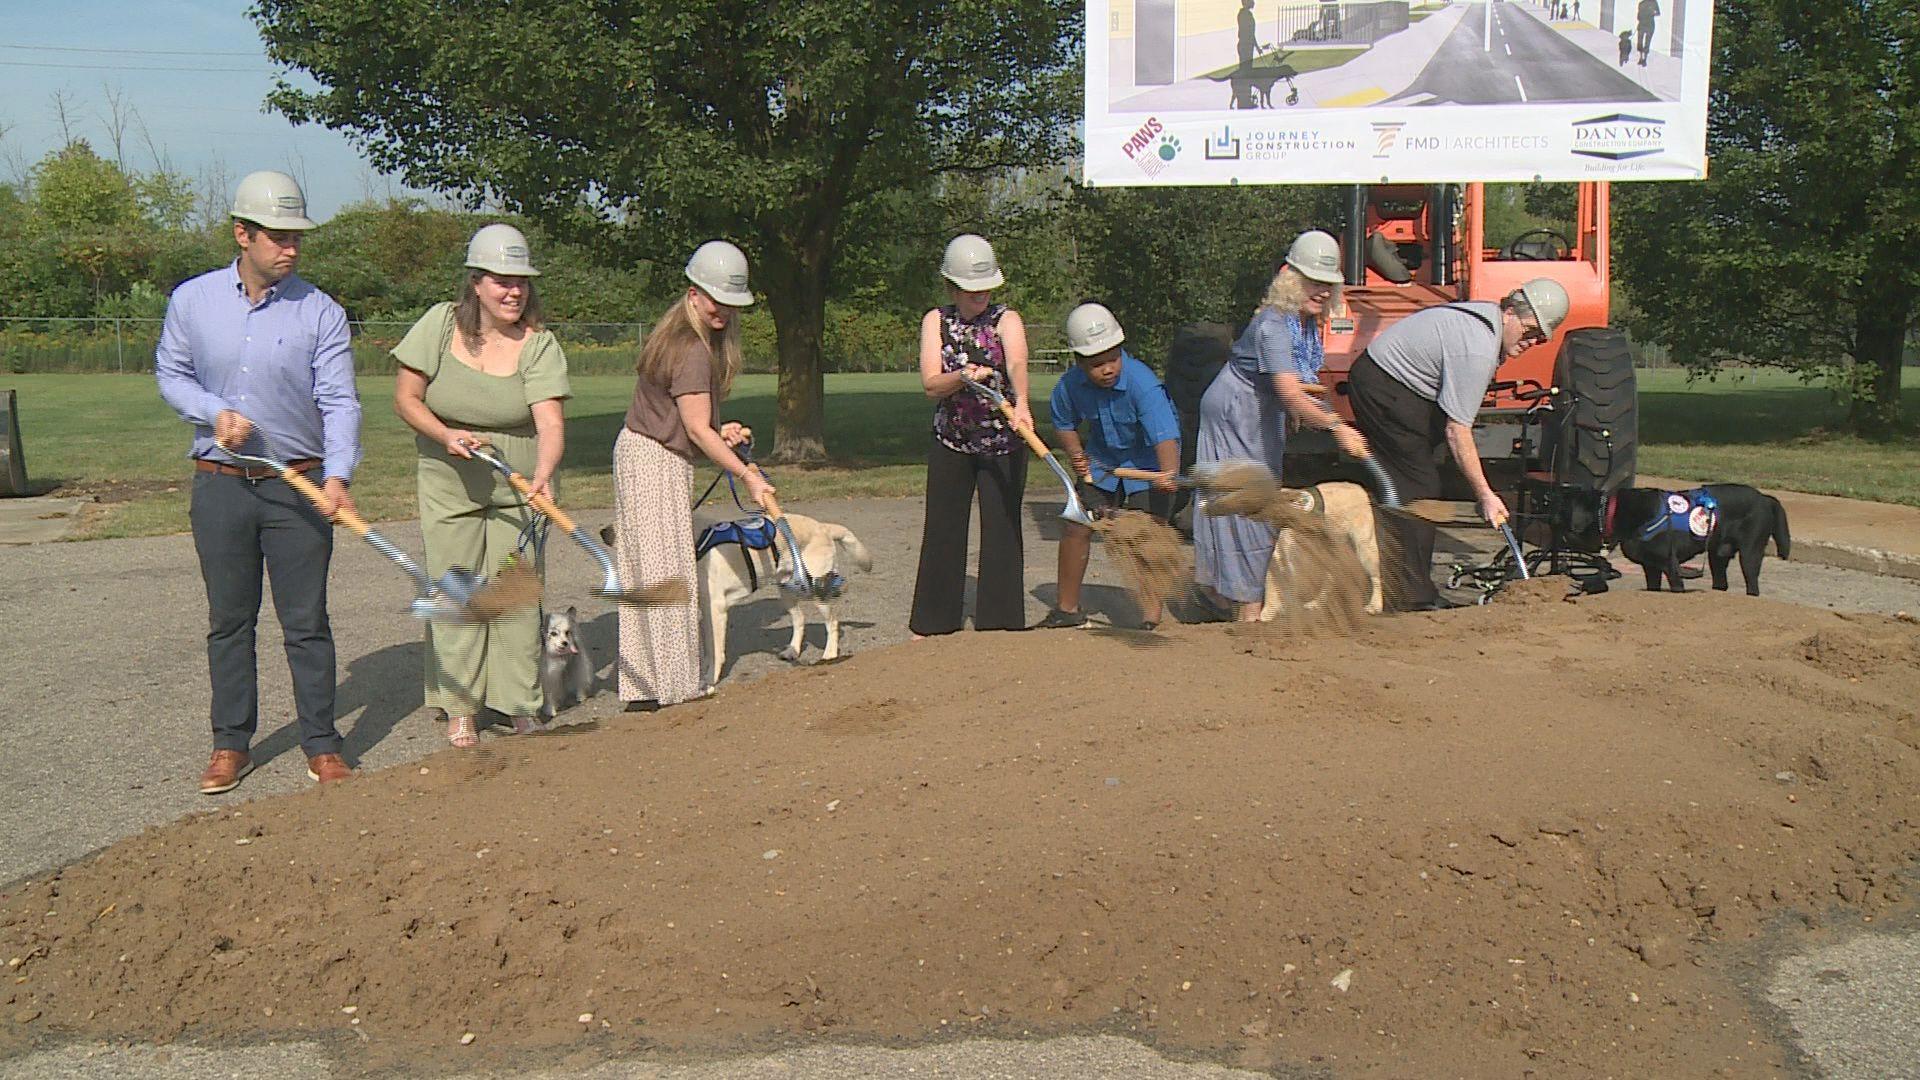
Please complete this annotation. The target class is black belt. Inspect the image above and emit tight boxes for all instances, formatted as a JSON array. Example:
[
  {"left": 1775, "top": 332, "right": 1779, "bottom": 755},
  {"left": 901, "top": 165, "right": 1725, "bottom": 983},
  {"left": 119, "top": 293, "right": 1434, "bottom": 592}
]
[{"left": 196, "top": 457, "right": 320, "bottom": 480}]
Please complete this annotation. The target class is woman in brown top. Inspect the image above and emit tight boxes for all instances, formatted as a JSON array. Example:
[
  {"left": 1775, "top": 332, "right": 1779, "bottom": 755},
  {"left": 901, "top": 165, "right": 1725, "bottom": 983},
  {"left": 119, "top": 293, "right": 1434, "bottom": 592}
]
[{"left": 613, "top": 240, "right": 770, "bottom": 708}]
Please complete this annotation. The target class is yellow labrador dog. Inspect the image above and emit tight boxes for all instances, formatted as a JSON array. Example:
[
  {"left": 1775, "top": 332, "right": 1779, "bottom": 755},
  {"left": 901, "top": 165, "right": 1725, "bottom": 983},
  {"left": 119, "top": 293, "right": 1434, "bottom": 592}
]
[
  {"left": 698, "top": 512, "right": 873, "bottom": 687},
  {"left": 1261, "top": 481, "right": 1383, "bottom": 619}
]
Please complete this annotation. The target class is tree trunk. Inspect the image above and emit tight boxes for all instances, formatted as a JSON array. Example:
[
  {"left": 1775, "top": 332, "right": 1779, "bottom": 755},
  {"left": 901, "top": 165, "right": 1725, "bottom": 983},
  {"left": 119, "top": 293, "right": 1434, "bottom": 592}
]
[
  {"left": 761, "top": 237, "right": 830, "bottom": 464},
  {"left": 1849, "top": 285, "right": 1913, "bottom": 437}
]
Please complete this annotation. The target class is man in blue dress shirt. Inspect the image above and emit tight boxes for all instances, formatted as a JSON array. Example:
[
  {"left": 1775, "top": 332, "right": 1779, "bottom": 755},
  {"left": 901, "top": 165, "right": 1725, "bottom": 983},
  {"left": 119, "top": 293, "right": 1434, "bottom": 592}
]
[
  {"left": 155, "top": 170, "right": 362, "bottom": 794},
  {"left": 1041, "top": 303, "right": 1180, "bottom": 630}
]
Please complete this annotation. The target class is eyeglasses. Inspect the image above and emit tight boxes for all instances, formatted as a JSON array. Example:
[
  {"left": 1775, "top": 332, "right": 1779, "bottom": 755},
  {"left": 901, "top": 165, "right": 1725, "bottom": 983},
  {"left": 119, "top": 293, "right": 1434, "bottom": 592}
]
[{"left": 1518, "top": 324, "right": 1550, "bottom": 348}]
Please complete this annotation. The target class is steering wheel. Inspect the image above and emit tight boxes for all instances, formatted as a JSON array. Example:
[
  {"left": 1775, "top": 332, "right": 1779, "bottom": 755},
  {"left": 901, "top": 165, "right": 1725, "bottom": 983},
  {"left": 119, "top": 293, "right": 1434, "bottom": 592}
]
[{"left": 1502, "top": 228, "right": 1573, "bottom": 260}]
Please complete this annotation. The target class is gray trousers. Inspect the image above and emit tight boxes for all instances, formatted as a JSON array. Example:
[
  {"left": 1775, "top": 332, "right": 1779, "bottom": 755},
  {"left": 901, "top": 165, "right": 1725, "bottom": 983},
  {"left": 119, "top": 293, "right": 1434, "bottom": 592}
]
[{"left": 189, "top": 470, "right": 341, "bottom": 756}]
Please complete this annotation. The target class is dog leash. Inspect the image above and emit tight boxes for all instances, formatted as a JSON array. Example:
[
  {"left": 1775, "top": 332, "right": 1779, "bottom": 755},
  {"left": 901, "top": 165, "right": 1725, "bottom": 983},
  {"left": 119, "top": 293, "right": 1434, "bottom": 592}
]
[
  {"left": 692, "top": 467, "right": 755, "bottom": 514},
  {"left": 730, "top": 441, "right": 817, "bottom": 596}
]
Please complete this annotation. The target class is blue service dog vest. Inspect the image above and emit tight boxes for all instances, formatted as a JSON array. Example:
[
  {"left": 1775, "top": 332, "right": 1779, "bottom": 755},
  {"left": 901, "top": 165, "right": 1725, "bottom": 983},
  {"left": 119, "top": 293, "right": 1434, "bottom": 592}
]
[
  {"left": 694, "top": 517, "right": 847, "bottom": 599},
  {"left": 696, "top": 517, "right": 782, "bottom": 593},
  {"left": 1640, "top": 488, "right": 1719, "bottom": 542}
]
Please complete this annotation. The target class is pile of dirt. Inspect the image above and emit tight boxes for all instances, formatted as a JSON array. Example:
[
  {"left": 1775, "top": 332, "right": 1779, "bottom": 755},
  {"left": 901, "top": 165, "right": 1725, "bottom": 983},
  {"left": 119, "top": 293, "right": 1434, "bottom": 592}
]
[
  {"left": 1489, "top": 576, "right": 1579, "bottom": 606},
  {"left": 5, "top": 592, "right": 1920, "bottom": 1078}
]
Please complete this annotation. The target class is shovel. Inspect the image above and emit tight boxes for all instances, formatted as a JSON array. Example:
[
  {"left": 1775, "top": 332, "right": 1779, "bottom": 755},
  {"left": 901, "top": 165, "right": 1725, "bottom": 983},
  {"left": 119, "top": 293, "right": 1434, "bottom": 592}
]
[
  {"left": 725, "top": 441, "right": 829, "bottom": 597},
  {"left": 219, "top": 445, "right": 527, "bottom": 621},
  {"left": 1339, "top": 439, "right": 1528, "bottom": 581},
  {"left": 464, "top": 445, "right": 689, "bottom": 606},
  {"left": 962, "top": 377, "right": 1095, "bottom": 528},
  {"left": 740, "top": 464, "right": 824, "bottom": 596}
]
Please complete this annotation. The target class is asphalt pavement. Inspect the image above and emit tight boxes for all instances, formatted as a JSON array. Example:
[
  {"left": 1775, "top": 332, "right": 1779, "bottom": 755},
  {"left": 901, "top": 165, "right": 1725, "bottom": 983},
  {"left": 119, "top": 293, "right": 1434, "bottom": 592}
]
[{"left": 1388, "top": 1, "right": 1656, "bottom": 105}]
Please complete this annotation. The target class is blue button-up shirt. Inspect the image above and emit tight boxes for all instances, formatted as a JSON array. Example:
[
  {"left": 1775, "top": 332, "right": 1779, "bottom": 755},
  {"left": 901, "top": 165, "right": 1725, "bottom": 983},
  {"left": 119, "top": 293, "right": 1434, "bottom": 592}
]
[
  {"left": 1048, "top": 352, "right": 1181, "bottom": 495},
  {"left": 155, "top": 262, "right": 361, "bottom": 481}
]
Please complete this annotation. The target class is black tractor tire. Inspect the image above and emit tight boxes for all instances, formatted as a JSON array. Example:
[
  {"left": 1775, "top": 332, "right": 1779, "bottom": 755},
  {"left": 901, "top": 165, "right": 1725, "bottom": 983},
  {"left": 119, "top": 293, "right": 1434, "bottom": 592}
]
[
  {"left": 1550, "top": 327, "right": 1637, "bottom": 492},
  {"left": 1165, "top": 323, "right": 1233, "bottom": 535}
]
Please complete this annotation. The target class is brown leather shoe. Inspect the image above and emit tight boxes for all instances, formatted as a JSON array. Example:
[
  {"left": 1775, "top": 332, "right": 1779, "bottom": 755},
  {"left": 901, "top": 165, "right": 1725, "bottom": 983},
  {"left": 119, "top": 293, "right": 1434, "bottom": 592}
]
[
  {"left": 306, "top": 753, "right": 353, "bottom": 784},
  {"left": 199, "top": 750, "right": 252, "bottom": 795}
]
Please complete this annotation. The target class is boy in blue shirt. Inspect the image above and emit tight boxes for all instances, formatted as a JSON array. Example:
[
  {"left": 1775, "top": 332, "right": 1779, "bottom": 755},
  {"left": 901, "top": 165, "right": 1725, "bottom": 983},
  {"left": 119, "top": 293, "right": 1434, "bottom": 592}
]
[{"left": 1041, "top": 303, "right": 1181, "bottom": 629}]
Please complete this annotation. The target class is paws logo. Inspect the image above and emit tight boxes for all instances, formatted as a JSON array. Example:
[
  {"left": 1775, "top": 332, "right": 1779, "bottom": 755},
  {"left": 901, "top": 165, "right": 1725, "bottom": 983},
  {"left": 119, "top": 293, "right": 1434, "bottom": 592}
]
[{"left": 1122, "top": 118, "right": 1177, "bottom": 177}]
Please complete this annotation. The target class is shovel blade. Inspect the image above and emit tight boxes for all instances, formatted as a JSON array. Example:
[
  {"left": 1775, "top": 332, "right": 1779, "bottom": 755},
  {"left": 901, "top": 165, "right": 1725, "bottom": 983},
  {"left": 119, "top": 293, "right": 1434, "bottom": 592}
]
[
  {"left": 1037, "top": 453, "right": 1096, "bottom": 528},
  {"left": 1371, "top": 504, "right": 1443, "bottom": 612}
]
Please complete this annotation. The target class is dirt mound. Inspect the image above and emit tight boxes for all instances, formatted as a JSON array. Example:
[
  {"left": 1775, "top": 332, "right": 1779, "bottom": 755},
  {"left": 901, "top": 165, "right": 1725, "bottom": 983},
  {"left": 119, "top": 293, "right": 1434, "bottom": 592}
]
[
  {"left": 1489, "top": 576, "right": 1578, "bottom": 606},
  {"left": 1796, "top": 617, "right": 1920, "bottom": 678},
  {"left": 6, "top": 594, "right": 1920, "bottom": 1077}
]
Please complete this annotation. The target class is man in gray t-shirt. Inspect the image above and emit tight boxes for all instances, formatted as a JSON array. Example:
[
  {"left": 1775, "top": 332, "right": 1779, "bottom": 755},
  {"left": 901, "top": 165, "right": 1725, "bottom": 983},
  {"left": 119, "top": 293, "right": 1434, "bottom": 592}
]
[
  {"left": 1347, "top": 280, "right": 1569, "bottom": 527},
  {"left": 1365, "top": 301, "right": 1506, "bottom": 435}
]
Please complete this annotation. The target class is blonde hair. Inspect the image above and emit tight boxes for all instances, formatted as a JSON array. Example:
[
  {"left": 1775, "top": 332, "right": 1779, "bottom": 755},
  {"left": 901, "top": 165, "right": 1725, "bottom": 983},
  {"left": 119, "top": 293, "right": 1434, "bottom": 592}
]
[
  {"left": 454, "top": 270, "right": 545, "bottom": 353},
  {"left": 1258, "top": 264, "right": 1339, "bottom": 318},
  {"left": 638, "top": 289, "right": 742, "bottom": 399}
]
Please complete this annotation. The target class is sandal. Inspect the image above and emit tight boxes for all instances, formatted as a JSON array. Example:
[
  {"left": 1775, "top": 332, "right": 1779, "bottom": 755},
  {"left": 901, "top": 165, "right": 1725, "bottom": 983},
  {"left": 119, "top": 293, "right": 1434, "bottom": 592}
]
[
  {"left": 509, "top": 715, "right": 542, "bottom": 736},
  {"left": 446, "top": 715, "right": 478, "bottom": 748}
]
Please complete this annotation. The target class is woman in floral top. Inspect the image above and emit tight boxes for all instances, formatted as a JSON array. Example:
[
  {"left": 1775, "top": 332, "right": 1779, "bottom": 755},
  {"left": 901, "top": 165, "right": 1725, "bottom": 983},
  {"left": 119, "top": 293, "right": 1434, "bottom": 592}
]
[{"left": 908, "top": 233, "right": 1034, "bottom": 636}]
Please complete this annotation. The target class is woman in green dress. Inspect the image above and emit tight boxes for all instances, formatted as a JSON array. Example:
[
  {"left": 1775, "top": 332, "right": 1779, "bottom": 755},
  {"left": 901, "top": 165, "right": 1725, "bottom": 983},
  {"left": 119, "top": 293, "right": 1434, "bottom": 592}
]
[{"left": 392, "top": 224, "right": 571, "bottom": 747}]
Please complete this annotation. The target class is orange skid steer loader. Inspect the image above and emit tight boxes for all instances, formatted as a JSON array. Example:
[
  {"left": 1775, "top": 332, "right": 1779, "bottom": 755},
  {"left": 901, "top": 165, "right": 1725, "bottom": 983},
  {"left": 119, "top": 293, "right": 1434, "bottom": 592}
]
[{"left": 1280, "top": 182, "right": 1638, "bottom": 595}]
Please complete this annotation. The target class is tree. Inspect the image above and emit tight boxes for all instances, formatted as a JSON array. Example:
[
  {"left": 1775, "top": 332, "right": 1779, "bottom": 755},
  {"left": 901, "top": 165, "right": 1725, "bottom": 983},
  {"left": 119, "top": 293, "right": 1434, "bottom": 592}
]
[
  {"left": 1614, "top": 0, "right": 1919, "bottom": 435},
  {"left": 255, "top": 0, "right": 1081, "bottom": 462},
  {"left": 12, "top": 142, "right": 157, "bottom": 314},
  {"left": 1067, "top": 184, "right": 1341, "bottom": 361}
]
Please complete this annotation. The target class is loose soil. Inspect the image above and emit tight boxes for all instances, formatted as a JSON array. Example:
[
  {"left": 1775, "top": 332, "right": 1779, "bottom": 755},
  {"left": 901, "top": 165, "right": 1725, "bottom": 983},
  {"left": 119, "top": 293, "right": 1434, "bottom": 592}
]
[
  {"left": 5, "top": 592, "right": 1919, "bottom": 1077},
  {"left": 1095, "top": 509, "right": 1190, "bottom": 615},
  {"left": 1198, "top": 463, "right": 1373, "bottom": 634}
]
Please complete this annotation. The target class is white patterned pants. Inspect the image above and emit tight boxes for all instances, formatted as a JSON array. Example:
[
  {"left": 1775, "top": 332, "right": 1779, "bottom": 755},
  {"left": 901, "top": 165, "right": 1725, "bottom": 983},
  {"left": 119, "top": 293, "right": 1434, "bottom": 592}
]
[{"left": 612, "top": 428, "right": 702, "bottom": 704}]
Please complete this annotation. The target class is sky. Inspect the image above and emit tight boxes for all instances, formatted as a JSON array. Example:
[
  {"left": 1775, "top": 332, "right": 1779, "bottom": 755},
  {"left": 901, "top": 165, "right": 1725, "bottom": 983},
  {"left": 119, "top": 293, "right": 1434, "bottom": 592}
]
[{"left": 0, "top": 0, "right": 430, "bottom": 222}]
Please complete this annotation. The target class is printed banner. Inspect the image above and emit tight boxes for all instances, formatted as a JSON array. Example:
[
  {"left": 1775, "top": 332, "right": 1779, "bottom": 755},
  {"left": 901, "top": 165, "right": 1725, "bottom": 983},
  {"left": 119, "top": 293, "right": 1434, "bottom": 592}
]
[{"left": 1085, "top": 0, "right": 1712, "bottom": 185}]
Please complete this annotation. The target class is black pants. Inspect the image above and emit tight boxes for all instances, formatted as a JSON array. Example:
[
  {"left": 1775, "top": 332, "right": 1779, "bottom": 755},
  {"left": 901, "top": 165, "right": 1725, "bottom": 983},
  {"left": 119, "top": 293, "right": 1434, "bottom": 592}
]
[
  {"left": 910, "top": 438, "right": 1028, "bottom": 635},
  {"left": 189, "top": 470, "right": 341, "bottom": 756},
  {"left": 1346, "top": 352, "right": 1444, "bottom": 609}
]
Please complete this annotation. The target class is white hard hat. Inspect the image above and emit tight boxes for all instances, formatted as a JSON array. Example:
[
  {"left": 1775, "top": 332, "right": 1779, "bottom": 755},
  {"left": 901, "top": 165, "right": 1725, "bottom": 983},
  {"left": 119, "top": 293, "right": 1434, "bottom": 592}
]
[
  {"left": 464, "top": 223, "right": 541, "bottom": 277},
  {"left": 1065, "top": 303, "right": 1125, "bottom": 356},
  {"left": 1284, "top": 229, "right": 1343, "bottom": 285},
  {"left": 1515, "top": 278, "right": 1571, "bottom": 336},
  {"left": 230, "top": 170, "right": 317, "bottom": 231},
  {"left": 685, "top": 240, "right": 754, "bottom": 307},
  {"left": 940, "top": 234, "right": 1005, "bottom": 291}
]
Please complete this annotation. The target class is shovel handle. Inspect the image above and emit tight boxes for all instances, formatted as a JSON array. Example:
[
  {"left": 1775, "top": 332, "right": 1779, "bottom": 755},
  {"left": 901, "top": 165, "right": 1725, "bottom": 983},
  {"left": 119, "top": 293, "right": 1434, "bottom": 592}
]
[
  {"left": 499, "top": 472, "right": 578, "bottom": 533},
  {"left": 984, "top": 397, "right": 1059, "bottom": 462},
  {"left": 745, "top": 465, "right": 785, "bottom": 520},
  {"left": 280, "top": 469, "right": 370, "bottom": 536}
]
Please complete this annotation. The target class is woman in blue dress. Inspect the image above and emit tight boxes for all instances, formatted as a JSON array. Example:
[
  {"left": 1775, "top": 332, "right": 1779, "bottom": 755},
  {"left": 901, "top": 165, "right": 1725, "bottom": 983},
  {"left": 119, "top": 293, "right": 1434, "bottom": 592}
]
[{"left": 1193, "top": 229, "right": 1370, "bottom": 621}]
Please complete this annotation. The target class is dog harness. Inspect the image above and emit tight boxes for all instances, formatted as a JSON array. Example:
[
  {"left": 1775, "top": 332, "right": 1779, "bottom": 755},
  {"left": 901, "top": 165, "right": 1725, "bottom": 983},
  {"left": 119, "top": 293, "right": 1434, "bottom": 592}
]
[
  {"left": 695, "top": 517, "right": 782, "bottom": 593},
  {"left": 1638, "top": 488, "right": 1719, "bottom": 542},
  {"left": 694, "top": 517, "right": 847, "bottom": 600}
]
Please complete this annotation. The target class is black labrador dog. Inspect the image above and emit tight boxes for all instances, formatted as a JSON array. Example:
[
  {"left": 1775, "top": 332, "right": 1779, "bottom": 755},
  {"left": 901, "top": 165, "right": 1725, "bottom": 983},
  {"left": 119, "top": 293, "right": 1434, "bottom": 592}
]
[{"left": 1603, "top": 484, "right": 1791, "bottom": 594}]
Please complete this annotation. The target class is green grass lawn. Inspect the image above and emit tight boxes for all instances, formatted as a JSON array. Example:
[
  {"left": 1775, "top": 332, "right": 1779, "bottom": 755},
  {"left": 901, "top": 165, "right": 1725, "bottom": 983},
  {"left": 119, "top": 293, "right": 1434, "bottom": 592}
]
[
  {"left": 5, "top": 372, "right": 1057, "bottom": 539},
  {"left": 1636, "top": 368, "right": 1920, "bottom": 506},
  {"left": 5, "top": 367, "right": 1916, "bottom": 539}
]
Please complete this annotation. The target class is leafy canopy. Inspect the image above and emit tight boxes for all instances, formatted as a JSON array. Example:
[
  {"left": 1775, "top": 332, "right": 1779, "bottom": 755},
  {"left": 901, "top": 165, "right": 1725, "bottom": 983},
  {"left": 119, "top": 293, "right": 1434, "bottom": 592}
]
[{"left": 1614, "top": 0, "right": 1918, "bottom": 431}]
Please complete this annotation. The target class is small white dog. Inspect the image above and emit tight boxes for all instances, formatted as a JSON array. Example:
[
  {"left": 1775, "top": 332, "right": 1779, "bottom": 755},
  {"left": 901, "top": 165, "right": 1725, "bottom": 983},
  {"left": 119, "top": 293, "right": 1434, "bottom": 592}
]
[
  {"left": 540, "top": 606, "right": 595, "bottom": 718},
  {"left": 698, "top": 512, "right": 873, "bottom": 687},
  {"left": 1261, "top": 481, "right": 1384, "bottom": 620}
]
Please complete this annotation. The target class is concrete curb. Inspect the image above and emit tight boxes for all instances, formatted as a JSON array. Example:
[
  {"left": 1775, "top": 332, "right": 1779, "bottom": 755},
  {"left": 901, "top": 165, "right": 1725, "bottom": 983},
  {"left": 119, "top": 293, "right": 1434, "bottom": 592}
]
[{"left": 1793, "top": 541, "right": 1920, "bottom": 582}]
